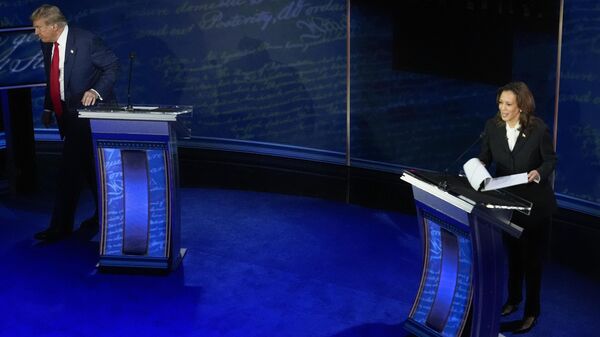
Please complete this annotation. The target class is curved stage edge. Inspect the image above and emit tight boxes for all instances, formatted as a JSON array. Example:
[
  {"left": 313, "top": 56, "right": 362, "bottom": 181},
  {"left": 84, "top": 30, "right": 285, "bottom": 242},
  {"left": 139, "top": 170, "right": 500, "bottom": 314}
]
[{"left": 27, "top": 136, "right": 600, "bottom": 279}]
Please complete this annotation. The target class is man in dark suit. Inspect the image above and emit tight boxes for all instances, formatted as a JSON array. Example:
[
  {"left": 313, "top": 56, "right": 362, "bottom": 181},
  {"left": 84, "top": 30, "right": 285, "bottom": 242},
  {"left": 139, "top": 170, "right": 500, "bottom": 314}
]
[{"left": 31, "top": 4, "right": 119, "bottom": 241}]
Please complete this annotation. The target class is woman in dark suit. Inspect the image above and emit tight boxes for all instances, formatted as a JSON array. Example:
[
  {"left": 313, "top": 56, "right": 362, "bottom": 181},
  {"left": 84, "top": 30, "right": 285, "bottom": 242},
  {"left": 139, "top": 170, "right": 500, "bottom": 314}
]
[{"left": 478, "top": 81, "right": 557, "bottom": 334}]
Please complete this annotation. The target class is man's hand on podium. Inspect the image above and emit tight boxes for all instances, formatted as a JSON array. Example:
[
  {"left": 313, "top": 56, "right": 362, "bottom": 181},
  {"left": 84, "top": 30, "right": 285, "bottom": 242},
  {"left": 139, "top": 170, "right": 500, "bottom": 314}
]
[{"left": 81, "top": 89, "right": 100, "bottom": 106}]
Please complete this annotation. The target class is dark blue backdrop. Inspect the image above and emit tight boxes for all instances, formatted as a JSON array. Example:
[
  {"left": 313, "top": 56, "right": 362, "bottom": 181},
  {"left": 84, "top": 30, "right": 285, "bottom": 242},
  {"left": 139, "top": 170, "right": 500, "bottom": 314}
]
[
  {"left": 554, "top": 0, "right": 600, "bottom": 214},
  {"left": 0, "top": 0, "right": 598, "bottom": 216}
]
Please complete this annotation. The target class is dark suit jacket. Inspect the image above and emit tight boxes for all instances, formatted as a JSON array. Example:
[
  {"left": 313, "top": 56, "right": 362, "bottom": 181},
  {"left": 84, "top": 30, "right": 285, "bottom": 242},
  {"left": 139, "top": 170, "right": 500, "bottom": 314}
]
[
  {"left": 479, "top": 116, "right": 557, "bottom": 219},
  {"left": 41, "top": 26, "right": 119, "bottom": 118}
]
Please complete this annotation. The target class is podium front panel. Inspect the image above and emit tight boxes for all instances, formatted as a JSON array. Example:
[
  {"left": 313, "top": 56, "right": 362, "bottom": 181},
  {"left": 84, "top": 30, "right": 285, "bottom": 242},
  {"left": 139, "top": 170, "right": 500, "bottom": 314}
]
[
  {"left": 81, "top": 107, "right": 189, "bottom": 271},
  {"left": 89, "top": 119, "right": 169, "bottom": 136},
  {"left": 98, "top": 144, "right": 170, "bottom": 259},
  {"left": 88, "top": 118, "right": 182, "bottom": 270},
  {"left": 406, "top": 201, "right": 473, "bottom": 337},
  {"left": 402, "top": 171, "right": 511, "bottom": 337}
]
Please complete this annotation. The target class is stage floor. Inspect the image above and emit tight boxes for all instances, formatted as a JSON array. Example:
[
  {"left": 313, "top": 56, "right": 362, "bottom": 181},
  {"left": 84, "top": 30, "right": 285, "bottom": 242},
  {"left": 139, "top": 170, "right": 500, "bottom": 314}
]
[{"left": 0, "top": 188, "right": 598, "bottom": 337}]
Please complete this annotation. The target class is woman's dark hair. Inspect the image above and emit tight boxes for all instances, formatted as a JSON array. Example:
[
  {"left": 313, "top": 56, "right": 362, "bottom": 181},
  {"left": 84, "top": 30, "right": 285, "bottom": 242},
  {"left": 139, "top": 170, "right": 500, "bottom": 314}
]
[{"left": 495, "top": 81, "right": 535, "bottom": 129}]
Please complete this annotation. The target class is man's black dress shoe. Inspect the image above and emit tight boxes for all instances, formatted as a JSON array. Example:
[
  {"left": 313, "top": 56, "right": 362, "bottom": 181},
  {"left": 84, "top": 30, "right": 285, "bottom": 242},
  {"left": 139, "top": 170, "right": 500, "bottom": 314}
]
[
  {"left": 499, "top": 320, "right": 521, "bottom": 332},
  {"left": 74, "top": 217, "right": 99, "bottom": 240},
  {"left": 501, "top": 303, "right": 519, "bottom": 316},
  {"left": 34, "top": 228, "right": 71, "bottom": 241},
  {"left": 78, "top": 217, "right": 99, "bottom": 231},
  {"left": 513, "top": 316, "right": 538, "bottom": 334}
]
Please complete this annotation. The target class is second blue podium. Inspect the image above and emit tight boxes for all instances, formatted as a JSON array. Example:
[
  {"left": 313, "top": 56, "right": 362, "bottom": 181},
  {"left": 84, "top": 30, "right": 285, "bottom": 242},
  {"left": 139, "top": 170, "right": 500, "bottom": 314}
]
[{"left": 401, "top": 170, "right": 530, "bottom": 337}]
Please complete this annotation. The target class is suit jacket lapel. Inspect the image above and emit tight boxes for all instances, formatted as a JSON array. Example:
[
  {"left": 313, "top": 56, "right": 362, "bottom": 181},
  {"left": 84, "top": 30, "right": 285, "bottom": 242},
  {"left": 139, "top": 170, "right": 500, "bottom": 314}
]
[
  {"left": 42, "top": 43, "right": 52, "bottom": 77},
  {"left": 63, "top": 30, "right": 76, "bottom": 92},
  {"left": 495, "top": 123, "right": 511, "bottom": 153},
  {"left": 512, "top": 129, "right": 528, "bottom": 155}
]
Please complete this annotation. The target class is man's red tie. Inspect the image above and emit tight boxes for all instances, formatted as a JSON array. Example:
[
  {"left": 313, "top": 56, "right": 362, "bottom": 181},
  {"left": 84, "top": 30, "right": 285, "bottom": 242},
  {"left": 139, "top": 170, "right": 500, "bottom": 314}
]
[{"left": 50, "top": 42, "right": 63, "bottom": 117}]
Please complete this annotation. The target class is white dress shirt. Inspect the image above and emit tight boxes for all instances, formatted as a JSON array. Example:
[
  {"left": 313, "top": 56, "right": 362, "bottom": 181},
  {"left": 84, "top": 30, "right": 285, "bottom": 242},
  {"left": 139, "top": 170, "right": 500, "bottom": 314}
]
[
  {"left": 505, "top": 122, "right": 521, "bottom": 151},
  {"left": 52, "top": 25, "right": 69, "bottom": 101},
  {"left": 51, "top": 25, "right": 101, "bottom": 102}
]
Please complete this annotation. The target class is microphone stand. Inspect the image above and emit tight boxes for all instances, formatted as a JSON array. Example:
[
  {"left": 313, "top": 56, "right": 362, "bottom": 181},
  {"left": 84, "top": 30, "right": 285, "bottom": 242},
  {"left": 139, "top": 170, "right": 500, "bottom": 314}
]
[
  {"left": 126, "top": 52, "right": 135, "bottom": 111},
  {"left": 438, "top": 132, "right": 485, "bottom": 191}
]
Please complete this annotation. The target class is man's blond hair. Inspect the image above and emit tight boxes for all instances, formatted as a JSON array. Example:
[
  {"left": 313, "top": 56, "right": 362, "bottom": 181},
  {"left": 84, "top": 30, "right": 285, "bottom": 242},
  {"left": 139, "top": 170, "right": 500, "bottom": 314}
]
[{"left": 30, "top": 4, "right": 67, "bottom": 27}]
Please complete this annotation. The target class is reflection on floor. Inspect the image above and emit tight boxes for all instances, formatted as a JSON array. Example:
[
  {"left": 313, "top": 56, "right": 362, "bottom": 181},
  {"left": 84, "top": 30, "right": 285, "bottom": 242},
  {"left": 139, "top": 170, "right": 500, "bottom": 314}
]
[{"left": 0, "top": 188, "right": 598, "bottom": 337}]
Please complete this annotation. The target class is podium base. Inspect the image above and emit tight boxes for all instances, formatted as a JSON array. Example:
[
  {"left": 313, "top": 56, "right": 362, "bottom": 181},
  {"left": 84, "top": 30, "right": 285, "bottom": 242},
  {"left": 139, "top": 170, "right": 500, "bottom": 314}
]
[
  {"left": 97, "top": 248, "right": 187, "bottom": 274},
  {"left": 171, "top": 248, "right": 187, "bottom": 271},
  {"left": 404, "top": 319, "right": 507, "bottom": 337}
]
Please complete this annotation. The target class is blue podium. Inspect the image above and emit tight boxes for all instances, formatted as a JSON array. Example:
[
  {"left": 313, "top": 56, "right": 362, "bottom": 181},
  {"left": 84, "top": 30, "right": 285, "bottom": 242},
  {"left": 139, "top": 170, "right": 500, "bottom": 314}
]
[
  {"left": 401, "top": 170, "right": 530, "bottom": 337},
  {"left": 80, "top": 106, "right": 191, "bottom": 271}
]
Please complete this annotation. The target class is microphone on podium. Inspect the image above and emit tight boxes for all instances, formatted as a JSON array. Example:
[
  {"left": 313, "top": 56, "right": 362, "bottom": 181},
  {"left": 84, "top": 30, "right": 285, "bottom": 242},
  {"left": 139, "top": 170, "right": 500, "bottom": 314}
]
[
  {"left": 438, "top": 131, "right": 486, "bottom": 191},
  {"left": 126, "top": 52, "right": 136, "bottom": 111}
]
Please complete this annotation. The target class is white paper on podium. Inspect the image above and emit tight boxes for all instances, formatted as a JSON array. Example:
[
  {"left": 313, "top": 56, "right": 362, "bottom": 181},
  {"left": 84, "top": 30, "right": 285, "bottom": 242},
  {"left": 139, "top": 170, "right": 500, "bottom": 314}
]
[
  {"left": 463, "top": 158, "right": 528, "bottom": 191},
  {"left": 131, "top": 106, "right": 159, "bottom": 110}
]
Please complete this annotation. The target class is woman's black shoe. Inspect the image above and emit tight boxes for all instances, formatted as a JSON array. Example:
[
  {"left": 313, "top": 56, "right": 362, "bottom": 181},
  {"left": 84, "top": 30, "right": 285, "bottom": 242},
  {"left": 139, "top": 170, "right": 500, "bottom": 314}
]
[
  {"left": 513, "top": 316, "right": 538, "bottom": 334},
  {"left": 501, "top": 303, "right": 519, "bottom": 316}
]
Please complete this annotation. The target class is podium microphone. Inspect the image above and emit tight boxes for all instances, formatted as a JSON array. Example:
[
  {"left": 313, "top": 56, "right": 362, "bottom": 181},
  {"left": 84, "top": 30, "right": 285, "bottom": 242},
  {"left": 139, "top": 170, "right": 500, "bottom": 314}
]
[
  {"left": 438, "top": 131, "right": 486, "bottom": 191},
  {"left": 126, "top": 52, "right": 136, "bottom": 111}
]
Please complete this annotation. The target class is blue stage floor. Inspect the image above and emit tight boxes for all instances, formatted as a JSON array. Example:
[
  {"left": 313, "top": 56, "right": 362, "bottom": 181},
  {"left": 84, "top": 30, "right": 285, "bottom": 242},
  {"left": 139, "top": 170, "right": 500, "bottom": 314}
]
[{"left": 0, "top": 188, "right": 598, "bottom": 336}]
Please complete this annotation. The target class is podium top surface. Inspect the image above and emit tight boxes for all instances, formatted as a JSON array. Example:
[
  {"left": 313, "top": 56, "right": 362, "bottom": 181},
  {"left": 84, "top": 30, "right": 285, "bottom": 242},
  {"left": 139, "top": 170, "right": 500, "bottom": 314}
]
[
  {"left": 401, "top": 170, "right": 532, "bottom": 213},
  {"left": 79, "top": 105, "right": 192, "bottom": 122}
]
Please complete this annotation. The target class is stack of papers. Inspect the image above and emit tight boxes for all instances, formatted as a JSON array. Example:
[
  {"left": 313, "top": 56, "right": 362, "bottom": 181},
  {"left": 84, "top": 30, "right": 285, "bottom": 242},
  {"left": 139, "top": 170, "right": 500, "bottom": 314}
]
[{"left": 463, "top": 158, "right": 528, "bottom": 191}]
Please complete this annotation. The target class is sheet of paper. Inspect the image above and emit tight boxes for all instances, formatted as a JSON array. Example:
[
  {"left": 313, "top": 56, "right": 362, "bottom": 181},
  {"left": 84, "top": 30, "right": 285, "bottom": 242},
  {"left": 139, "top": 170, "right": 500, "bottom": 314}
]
[
  {"left": 131, "top": 106, "right": 160, "bottom": 110},
  {"left": 463, "top": 157, "right": 528, "bottom": 191},
  {"left": 463, "top": 158, "right": 491, "bottom": 190},
  {"left": 481, "top": 172, "right": 528, "bottom": 191}
]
